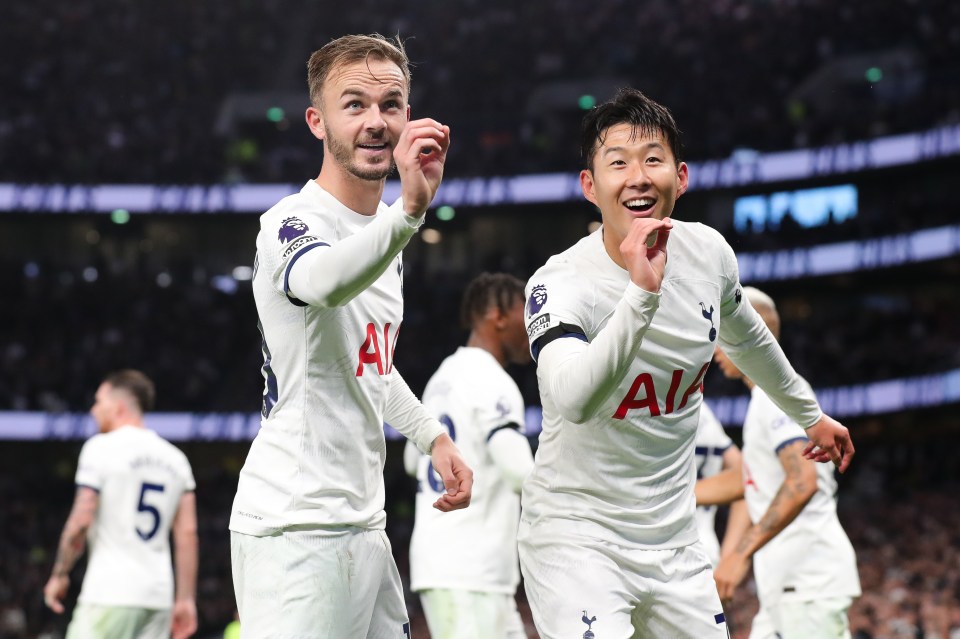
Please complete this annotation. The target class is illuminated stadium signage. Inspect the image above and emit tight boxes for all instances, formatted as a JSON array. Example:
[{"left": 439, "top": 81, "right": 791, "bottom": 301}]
[
  {"left": 733, "top": 184, "right": 857, "bottom": 233},
  {"left": 2, "top": 367, "right": 958, "bottom": 439},
  {"left": 1, "top": 124, "right": 959, "bottom": 212}
]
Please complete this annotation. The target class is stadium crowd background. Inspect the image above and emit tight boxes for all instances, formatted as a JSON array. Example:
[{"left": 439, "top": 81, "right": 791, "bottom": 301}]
[{"left": 2, "top": 0, "right": 959, "bottom": 637}]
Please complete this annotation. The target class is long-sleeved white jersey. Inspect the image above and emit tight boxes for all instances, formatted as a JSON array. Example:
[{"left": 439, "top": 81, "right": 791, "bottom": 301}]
[
  {"left": 742, "top": 386, "right": 861, "bottom": 605},
  {"left": 523, "top": 222, "right": 821, "bottom": 548},
  {"left": 230, "top": 181, "right": 443, "bottom": 536}
]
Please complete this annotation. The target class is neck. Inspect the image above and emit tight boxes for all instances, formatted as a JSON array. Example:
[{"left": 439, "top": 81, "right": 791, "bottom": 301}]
[
  {"left": 601, "top": 226, "right": 628, "bottom": 270},
  {"left": 743, "top": 377, "right": 755, "bottom": 391},
  {"left": 315, "top": 163, "right": 385, "bottom": 216},
  {"left": 466, "top": 331, "right": 507, "bottom": 368}
]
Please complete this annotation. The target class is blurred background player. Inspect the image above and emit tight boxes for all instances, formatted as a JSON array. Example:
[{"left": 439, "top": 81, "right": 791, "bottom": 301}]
[
  {"left": 697, "top": 287, "right": 861, "bottom": 638},
  {"left": 404, "top": 272, "right": 535, "bottom": 639},
  {"left": 43, "top": 370, "right": 198, "bottom": 639},
  {"left": 694, "top": 401, "right": 750, "bottom": 568},
  {"left": 228, "top": 34, "right": 472, "bottom": 639},
  {"left": 518, "top": 88, "right": 854, "bottom": 638}
]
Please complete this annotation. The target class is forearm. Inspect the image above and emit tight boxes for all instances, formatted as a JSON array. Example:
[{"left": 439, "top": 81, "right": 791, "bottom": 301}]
[
  {"left": 732, "top": 477, "right": 814, "bottom": 558},
  {"left": 383, "top": 370, "right": 445, "bottom": 453},
  {"left": 51, "top": 522, "right": 88, "bottom": 577},
  {"left": 695, "top": 468, "right": 744, "bottom": 506},
  {"left": 174, "top": 529, "right": 198, "bottom": 602},
  {"left": 538, "top": 283, "right": 660, "bottom": 424},
  {"left": 487, "top": 428, "right": 535, "bottom": 493},
  {"left": 52, "top": 489, "right": 97, "bottom": 577},
  {"left": 288, "top": 200, "right": 420, "bottom": 307},
  {"left": 720, "top": 317, "right": 821, "bottom": 428},
  {"left": 720, "top": 500, "right": 752, "bottom": 558}
]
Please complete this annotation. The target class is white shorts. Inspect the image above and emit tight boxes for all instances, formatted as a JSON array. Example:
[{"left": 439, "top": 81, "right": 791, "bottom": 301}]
[
  {"left": 518, "top": 521, "right": 728, "bottom": 639},
  {"left": 419, "top": 588, "right": 526, "bottom": 639},
  {"left": 231, "top": 528, "right": 410, "bottom": 639},
  {"left": 753, "top": 596, "right": 852, "bottom": 639},
  {"left": 66, "top": 603, "right": 170, "bottom": 639}
]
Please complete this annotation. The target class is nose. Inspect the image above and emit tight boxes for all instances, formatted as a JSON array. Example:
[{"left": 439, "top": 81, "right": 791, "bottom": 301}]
[
  {"left": 625, "top": 161, "right": 652, "bottom": 188},
  {"left": 364, "top": 105, "right": 386, "bottom": 132}
]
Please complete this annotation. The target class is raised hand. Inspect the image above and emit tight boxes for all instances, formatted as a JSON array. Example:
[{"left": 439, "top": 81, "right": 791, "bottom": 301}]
[
  {"left": 394, "top": 118, "right": 451, "bottom": 217},
  {"left": 620, "top": 217, "right": 673, "bottom": 293}
]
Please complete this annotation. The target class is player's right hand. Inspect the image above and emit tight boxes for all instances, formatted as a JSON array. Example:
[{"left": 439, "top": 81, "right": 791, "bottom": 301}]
[
  {"left": 429, "top": 433, "right": 473, "bottom": 512},
  {"left": 395, "top": 118, "right": 451, "bottom": 218},
  {"left": 172, "top": 597, "right": 198, "bottom": 639},
  {"left": 620, "top": 217, "right": 673, "bottom": 293},
  {"left": 43, "top": 574, "right": 69, "bottom": 614}
]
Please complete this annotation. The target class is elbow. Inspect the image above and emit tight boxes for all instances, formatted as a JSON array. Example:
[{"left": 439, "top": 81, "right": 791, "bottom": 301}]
[{"left": 557, "top": 404, "right": 592, "bottom": 425}]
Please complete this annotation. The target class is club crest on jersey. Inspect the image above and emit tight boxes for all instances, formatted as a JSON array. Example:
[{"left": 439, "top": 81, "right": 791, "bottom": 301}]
[
  {"left": 735, "top": 288, "right": 743, "bottom": 305},
  {"left": 278, "top": 217, "right": 309, "bottom": 244},
  {"left": 581, "top": 611, "right": 597, "bottom": 639},
  {"left": 527, "top": 284, "right": 548, "bottom": 316},
  {"left": 699, "top": 302, "right": 717, "bottom": 342}
]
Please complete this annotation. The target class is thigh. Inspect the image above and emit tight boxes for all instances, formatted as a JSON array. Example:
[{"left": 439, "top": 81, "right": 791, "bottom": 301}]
[
  {"left": 139, "top": 608, "right": 173, "bottom": 639},
  {"left": 631, "top": 543, "right": 728, "bottom": 639},
  {"left": 747, "top": 606, "right": 778, "bottom": 639},
  {"left": 366, "top": 531, "right": 411, "bottom": 639},
  {"left": 772, "top": 597, "right": 852, "bottom": 639},
  {"left": 232, "top": 529, "right": 382, "bottom": 639},
  {"left": 66, "top": 604, "right": 164, "bottom": 639},
  {"left": 518, "top": 525, "right": 636, "bottom": 639},
  {"left": 419, "top": 589, "right": 516, "bottom": 639}
]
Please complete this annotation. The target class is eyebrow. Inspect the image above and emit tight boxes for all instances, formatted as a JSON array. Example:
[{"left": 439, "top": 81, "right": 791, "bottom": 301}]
[
  {"left": 339, "top": 87, "right": 406, "bottom": 101},
  {"left": 601, "top": 142, "right": 666, "bottom": 157}
]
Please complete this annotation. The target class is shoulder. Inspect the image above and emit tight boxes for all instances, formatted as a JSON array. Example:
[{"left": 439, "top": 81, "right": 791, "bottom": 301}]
[{"left": 526, "top": 234, "right": 601, "bottom": 308}]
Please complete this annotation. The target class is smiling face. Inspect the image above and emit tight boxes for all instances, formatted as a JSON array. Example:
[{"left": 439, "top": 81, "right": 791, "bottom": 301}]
[
  {"left": 307, "top": 56, "right": 410, "bottom": 181},
  {"left": 580, "top": 123, "right": 688, "bottom": 254}
]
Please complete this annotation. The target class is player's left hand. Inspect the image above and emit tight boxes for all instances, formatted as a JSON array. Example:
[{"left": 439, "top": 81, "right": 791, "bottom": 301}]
[
  {"left": 803, "top": 414, "right": 854, "bottom": 473},
  {"left": 713, "top": 552, "right": 751, "bottom": 603},
  {"left": 429, "top": 433, "right": 473, "bottom": 511},
  {"left": 43, "top": 574, "right": 69, "bottom": 614},
  {"left": 172, "top": 597, "right": 198, "bottom": 639}
]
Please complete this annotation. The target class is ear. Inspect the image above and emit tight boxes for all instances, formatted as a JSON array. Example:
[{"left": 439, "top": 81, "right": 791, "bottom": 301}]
[
  {"left": 305, "top": 106, "right": 325, "bottom": 142},
  {"left": 580, "top": 169, "right": 598, "bottom": 207},
  {"left": 676, "top": 162, "right": 689, "bottom": 198}
]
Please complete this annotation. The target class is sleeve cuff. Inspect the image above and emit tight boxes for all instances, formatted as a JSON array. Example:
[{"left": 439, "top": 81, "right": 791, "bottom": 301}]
[{"left": 389, "top": 198, "right": 425, "bottom": 230}]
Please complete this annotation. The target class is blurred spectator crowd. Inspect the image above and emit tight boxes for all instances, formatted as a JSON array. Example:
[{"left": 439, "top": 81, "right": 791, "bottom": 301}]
[{"left": 3, "top": 0, "right": 959, "bottom": 184}]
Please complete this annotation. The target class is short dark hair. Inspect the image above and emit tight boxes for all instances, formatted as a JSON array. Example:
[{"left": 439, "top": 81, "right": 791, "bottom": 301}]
[
  {"left": 460, "top": 273, "right": 525, "bottom": 330},
  {"left": 104, "top": 369, "right": 156, "bottom": 414},
  {"left": 579, "top": 88, "right": 684, "bottom": 171},
  {"left": 307, "top": 33, "right": 411, "bottom": 108}
]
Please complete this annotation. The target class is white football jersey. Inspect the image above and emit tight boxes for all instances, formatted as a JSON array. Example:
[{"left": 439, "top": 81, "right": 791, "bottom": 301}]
[
  {"left": 741, "top": 386, "right": 861, "bottom": 605},
  {"left": 231, "top": 181, "right": 439, "bottom": 536},
  {"left": 409, "top": 347, "right": 527, "bottom": 594},
  {"left": 694, "top": 402, "right": 733, "bottom": 566},
  {"left": 75, "top": 426, "right": 195, "bottom": 609},
  {"left": 523, "top": 222, "right": 816, "bottom": 549}
]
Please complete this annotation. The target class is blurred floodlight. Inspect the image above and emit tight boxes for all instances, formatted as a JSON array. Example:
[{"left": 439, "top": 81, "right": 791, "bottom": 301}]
[
  {"left": 578, "top": 94, "right": 596, "bottom": 110},
  {"left": 111, "top": 209, "right": 130, "bottom": 224},
  {"left": 436, "top": 206, "right": 455, "bottom": 221},
  {"left": 421, "top": 228, "right": 442, "bottom": 244},
  {"left": 232, "top": 266, "right": 254, "bottom": 281}
]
